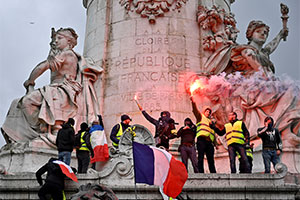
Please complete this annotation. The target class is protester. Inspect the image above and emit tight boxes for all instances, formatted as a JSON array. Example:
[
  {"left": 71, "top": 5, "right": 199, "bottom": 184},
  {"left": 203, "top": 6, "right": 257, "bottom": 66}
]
[
  {"left": 36, "top": 158, "right": 66, "bottom": 200},
  {"left": 110, "top": 114, "right": 132, "bottom": 148},
  {"left": 75, "top": 122, "right": 94, "bottom": 173},
  {"left": 90, "top": 115, "right": 109, "bottom": 169},
  {"left": 257, "top": 116, "right": 282, "bottom": 173},
  {"left": 190, "top": 97, "right": 221, "bottom": 173},
  {"left": 56, "top": 118, "right": 75, "bottom": 165},
  {"left": 137, "top": 105, "right": 177, "bottom": 151},
  {"left": 217, "top": 112, "right": 251, "bottom": 173},
  {"left": 176, "top": 118, "right": 199, "bottom": 173}
]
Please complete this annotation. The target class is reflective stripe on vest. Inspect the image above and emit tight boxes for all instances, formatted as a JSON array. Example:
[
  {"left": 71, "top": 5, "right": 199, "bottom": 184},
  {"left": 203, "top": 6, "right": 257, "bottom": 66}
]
[
  {"left": 112, "top": 123, "right": 123, "bottom": 147},
  {"left": 237, "top": 148, "right": 253, "bottom": 159},
  {"left": 225, "top": 121, "right": 245, "bottom": 146},
  {"left": 196, "top": 114, "right": 215, "bottom": 143},
  {"left": 79, "top": 131, "right": 89, "bottom": 151}
]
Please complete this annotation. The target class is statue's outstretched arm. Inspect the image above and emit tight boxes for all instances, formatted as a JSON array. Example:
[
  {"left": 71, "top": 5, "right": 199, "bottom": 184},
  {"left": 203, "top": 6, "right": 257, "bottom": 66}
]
[
  {"left": 23, "top": 60, "right": 50, "bottom": 93},
  {"left": 264, "top": 28, "right": 288, "bottom": 55}
]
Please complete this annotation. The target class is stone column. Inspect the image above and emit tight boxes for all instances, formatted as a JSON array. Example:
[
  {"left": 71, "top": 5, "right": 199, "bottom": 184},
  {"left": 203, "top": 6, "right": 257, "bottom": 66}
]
[{"left": 82, "top": 0, "right": 233, "bottom": 144}]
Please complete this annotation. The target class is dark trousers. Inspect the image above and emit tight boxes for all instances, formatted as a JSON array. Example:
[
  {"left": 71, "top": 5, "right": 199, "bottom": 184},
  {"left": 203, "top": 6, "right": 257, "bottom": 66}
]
[
  {"left": 38, "top": 182, "right": 63, "bottom": 200},
  {"left": 228, "top": 143, "right": 250, "bottom": 173},
  {"left": 197, "top": 138, "right": 216, "bottom": 173},
  {"left": 76, "top": 150, "right": 90, "bottom": 173},
  {"left": 180, "top": 145, "right": 199, "bottom": 173},
  {"left": 239, "top": 157, "right": 253, "bottom": 173}
]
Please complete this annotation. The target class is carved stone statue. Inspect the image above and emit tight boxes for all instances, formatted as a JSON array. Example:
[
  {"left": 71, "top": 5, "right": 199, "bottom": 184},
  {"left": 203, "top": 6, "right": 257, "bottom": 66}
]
[
  {"left": 229, "top": 20, "right": 288, "bottom": 76},
  {"left": 1, "top": 28, "right": 103, "bottom": 146}
]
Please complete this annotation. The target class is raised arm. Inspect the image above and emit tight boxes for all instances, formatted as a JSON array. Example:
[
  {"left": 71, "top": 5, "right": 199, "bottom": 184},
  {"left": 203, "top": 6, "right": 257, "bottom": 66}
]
[
  {"left": 264, "top": 28, "right": 288, "bottom": 55},
  {"left": 190, "top": 98, "right": 202, "bottom": 123},
  {"left": 141, "top": 110, "right": 158, "bottom": 126}
]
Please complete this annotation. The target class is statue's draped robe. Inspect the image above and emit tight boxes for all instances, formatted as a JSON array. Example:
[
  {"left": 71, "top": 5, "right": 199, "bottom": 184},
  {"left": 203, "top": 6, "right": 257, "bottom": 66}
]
[{"left": 1, "top": 54, "right": 102, "bottom": 143}]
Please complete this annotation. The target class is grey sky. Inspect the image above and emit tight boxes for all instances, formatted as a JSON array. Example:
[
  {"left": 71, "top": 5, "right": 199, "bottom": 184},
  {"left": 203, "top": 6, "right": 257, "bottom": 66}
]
[{"left": 0, "top": 0, "right": 299, "bottom": 148}]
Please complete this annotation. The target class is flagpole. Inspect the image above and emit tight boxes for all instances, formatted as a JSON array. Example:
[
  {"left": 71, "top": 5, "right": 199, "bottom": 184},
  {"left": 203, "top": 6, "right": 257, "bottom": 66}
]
[{"left": 130, "top": 128, "right": 138, "bottom": 200}]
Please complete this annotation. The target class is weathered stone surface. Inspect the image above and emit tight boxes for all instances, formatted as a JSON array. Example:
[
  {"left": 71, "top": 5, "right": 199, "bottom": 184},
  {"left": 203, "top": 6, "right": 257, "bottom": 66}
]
[{"left": 0, "top": 165, "right": 299, "bottom": 200}]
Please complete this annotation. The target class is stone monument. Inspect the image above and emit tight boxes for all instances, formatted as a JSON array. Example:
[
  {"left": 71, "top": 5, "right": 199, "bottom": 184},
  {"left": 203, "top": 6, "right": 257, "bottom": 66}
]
[
  {"left": 0, "top": 0, "right": 300, "bottom": 198},
  {"left": 1, "top": 0, "right": 300, "bottom": 199}
]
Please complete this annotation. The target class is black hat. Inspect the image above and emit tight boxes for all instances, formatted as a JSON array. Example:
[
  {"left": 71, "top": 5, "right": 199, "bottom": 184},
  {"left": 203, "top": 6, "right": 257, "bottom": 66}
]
[{"left": 121, "top": 114, "right": 132, "bottom": 122}]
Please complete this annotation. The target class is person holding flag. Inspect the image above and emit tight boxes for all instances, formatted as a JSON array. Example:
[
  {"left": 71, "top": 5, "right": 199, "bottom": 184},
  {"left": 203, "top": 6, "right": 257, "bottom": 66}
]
[
  {"left": 90, "top": 115, "right": 109, "bottom": 167},
  {"left": 132, "top": 141, "right": 188, "bottom": 199},
  {"left": 36, "top": 157, "right": 77, "bottom": 200}
]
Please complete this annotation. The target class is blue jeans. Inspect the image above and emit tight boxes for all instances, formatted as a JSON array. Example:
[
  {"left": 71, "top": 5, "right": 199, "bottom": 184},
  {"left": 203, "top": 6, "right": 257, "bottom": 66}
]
[
  {"left": 262, "top": 149, "right": 280, "bottom": 173},
  {"left": 228, "top": 143, "right": 250, "bottom": 173},
  {"left": 58, "top": 151, "right": 71, "bottom": 165}
]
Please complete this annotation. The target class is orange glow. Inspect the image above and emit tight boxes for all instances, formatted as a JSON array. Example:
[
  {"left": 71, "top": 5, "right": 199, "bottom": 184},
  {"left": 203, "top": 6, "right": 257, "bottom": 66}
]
[
  {"left": 134, "top": 94, "right": 138, "bottom": 101},
  {"left": 190, "top": 79, "right": 205, "bottom": 96}
]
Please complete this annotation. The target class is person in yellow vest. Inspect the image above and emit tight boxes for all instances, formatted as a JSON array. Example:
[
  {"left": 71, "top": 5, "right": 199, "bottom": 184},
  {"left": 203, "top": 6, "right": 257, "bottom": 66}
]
[
  {"left": 110, "top": 114, "right": 132, "bottom": 148},
  {"left": 237, "top": 143, "right": 254, "bottom": 173},
  {"left": 75, "top": 122, "right": 94, "bottom": 173},
  {"left": 190, "top": 97, "right": 222, "bottom": 173},
  {"left": 218, "top": 112, "right": 251, "bottom": 173}
]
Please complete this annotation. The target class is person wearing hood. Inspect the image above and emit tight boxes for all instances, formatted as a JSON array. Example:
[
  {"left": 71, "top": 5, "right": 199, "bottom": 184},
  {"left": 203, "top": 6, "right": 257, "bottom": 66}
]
[
  {"left": 56, "top": 118, "right": 75, "bottom": 165},
  {"left": 177, "top": 118, "right": 199, "bottom": 173},
  {"left": 75, "top": 122, "right": 94, "bottom": 173},
  {"left": 257, "top": 116, "right": 282, "bottom": 173},
  {"left": 138, "top": 106, "right": 177, "bottom": 151},
  {"left": 110, "top": 114, "right": 132, "bottom": 148},
  {"left": 190, "top": 97, "right": 221, "bottom": 173},
  {"left": 36, "top": 157, "right": 66, "bottom": 200}
]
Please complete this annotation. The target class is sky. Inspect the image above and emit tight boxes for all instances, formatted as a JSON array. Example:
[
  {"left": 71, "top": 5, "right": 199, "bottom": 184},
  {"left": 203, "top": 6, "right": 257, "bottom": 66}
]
[{"left": 0, "top": 0, "right": 299, "bottom": 148}]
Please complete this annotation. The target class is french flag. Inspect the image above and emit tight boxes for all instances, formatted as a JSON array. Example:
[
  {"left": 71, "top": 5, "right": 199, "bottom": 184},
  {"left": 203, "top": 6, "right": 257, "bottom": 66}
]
[
  {"left": 53, "top": 160, "right": 78, "bottom": 182},
  {"left": 89, "top": 125, "right": 109, "bottom": 163},
  {"left": 133, "top": 142, "right": 188, "bottom": 198}
]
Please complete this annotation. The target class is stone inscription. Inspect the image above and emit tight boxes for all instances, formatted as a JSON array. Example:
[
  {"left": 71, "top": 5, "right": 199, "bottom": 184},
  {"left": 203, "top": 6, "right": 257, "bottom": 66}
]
[
  {"left": 121, "top": 91, "right": 186, "bottom": 111},
  {"left": 108, "top": 55, "right": 190, "bottom": 72},
  {"left": 120, "top": 71, "right": 186, "bottom": 83}
]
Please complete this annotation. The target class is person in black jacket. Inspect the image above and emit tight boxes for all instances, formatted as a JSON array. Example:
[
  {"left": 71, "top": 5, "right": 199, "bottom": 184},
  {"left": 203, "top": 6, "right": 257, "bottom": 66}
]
[
  {"left": 257, "top": 116, "right": 282, "bottom": 173},
  {"left": 56, "top": 118, "right": 75, "bottom": 165},
  {"left": 36, "top": 158, "right": 66, "bottom": 200},
  {"left": 177, "top": 118, "right": 199, "bottom": 173},
  {"left": 75, "top": 122, "right": 94, "bottom": 173},
  {"left": 110, "top": 114, "right": 132, "bottom": 148},
  {"left": 137, "top": 105, "right": 177, "bottom": 151}
]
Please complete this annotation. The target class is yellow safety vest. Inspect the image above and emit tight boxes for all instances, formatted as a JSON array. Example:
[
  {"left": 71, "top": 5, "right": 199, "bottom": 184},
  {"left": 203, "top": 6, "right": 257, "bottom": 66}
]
[
  {"left": 237, "top": 148, "right": 253, "bottom": 159},
  {"left": 79, "top": 131, "right": 89, "bottom": 151},
  {"left": 112, "top": 123, "right": 124, "bottom": 147},
  {"left": 196, "top": 114, "right": 215, "bottom": 143},
  {"left": 225, "top": 121, "right": 245, "bottom": 146}
]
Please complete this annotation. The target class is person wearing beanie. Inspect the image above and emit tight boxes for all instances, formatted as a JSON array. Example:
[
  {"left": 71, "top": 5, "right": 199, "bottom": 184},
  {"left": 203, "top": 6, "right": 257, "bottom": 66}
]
[
  {"left": 56, "top": 118, "right": 75, "bottom": 165},
  {"left": 110, "top": 114, "right": 132, "bottom": 148},
  {"left": 176, "top": 118, "right": 199, "bottom": 173}
]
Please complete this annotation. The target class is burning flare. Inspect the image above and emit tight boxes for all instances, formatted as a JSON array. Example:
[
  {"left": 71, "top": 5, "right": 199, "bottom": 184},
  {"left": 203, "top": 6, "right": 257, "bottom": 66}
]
[{"left": 190, "top": 79, "right": 205, "bottom": 96}]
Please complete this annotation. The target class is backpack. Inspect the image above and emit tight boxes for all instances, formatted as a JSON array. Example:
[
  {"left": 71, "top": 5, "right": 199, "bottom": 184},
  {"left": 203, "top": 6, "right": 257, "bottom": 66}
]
[{"left": 74, "top": 131, "right": 83, "bottom": 149}]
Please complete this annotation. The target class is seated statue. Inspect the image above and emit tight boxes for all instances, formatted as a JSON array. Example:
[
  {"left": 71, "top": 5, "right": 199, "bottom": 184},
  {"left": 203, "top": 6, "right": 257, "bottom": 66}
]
[
  {"left": 1, "top": 28, "right": 102, "bottom": 146},
  {"left": 228, "top": 20, "right": 288, "bottom": 77}
]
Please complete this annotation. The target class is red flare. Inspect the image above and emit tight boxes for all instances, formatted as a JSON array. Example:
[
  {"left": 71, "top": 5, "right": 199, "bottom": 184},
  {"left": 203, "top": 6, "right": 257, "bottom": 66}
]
[{"left": 190, "top": 79, "right": 205, "bottom": 96}]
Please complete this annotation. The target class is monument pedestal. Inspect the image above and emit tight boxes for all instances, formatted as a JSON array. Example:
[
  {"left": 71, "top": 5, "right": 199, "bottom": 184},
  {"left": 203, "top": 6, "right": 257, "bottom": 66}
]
[{"left": 0, "top": 166, "right": 299, "bottom": 200}]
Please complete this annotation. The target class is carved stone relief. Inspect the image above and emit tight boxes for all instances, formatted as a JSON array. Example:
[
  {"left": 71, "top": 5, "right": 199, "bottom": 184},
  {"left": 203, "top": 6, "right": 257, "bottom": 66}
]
[
  {"left": 197, "top": 5, "right": 238, "bottom": 52},
  {"left": 119, "top": 0, "right": 188, "bottom": 24}
]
